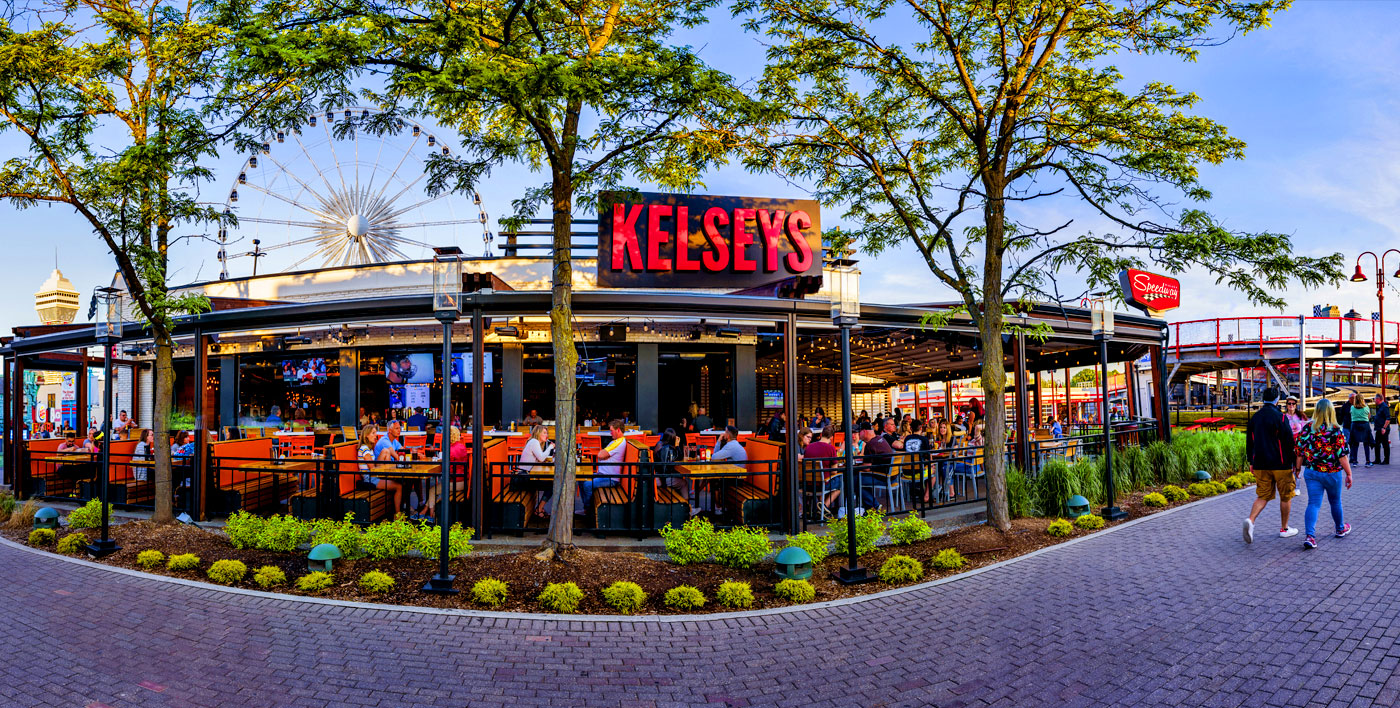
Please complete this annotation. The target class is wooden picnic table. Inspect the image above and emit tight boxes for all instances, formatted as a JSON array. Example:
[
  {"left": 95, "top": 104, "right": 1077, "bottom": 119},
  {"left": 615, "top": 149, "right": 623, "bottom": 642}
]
[{"left": 674, "top": 463, "right": 748, "bottom": 477}]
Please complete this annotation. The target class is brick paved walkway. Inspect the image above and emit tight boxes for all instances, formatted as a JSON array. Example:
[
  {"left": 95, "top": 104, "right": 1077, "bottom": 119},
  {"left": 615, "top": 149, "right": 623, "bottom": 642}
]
[{"left": 6, "top": 471, "right": 1400, "bottom": 707}]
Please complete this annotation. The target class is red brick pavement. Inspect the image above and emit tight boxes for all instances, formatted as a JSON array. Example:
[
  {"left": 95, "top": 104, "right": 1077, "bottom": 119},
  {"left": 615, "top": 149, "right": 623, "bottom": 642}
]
[{"left": 5, "top": 472, "right": 1400, "bottom": 707}]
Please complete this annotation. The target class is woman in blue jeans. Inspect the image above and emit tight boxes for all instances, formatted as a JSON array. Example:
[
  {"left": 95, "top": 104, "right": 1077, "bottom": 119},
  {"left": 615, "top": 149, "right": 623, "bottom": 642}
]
[{"left": 1293, "top": 398, "right": 1354, "bottom": 549}]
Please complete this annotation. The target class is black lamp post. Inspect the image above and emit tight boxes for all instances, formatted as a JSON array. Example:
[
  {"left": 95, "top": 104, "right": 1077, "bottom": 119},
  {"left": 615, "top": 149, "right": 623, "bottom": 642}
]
[
  {"left": 87, "top": 286, "right": 122, "bottom": 557},
  {"left": 1091, "top": 294, "right": 1126, "bottom": 521},
  {"left": 1351, "top": 250, "right": 1400, "bottom": 395},
  {"left": 423, "top": 246, "right": 462, "bottom": 594},
  {"left": 830, "top": 259, "right": 871, "bottom": 584}
]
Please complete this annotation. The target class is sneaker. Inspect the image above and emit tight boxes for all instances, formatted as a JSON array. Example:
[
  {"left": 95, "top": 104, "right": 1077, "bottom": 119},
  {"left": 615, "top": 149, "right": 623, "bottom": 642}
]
[
  {"left": 855, "top": 506, "right": 865, "bottom": 517},
  {"left": 1280, "top": 527, "right": 1299, "bottom": 538},
  {"left": 688, "top": 506, "right": 703, "bottom": 517},
  {"left": 1292, "top": 488, "right": 1301, "bottom": 498},
  {"left": 1304, "top": 535, "right": 1317, "bottom": 549},
  {"left": 1336, "top": 523, "right": 1352, "bottom": 538},
  {"left": 1366, "top": 462, "right": 1374, "bottom": 468},
  {"left": 1243, "top": 518, "right": 1255, "bottom": 544},
  {"left": 837, "top": 506, "right": 847, "bottom": 520}
]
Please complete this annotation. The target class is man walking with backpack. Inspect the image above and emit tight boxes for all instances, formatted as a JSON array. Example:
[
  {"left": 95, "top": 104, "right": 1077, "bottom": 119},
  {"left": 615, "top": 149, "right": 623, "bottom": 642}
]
[{"left": 1244, "top": 387, "right": 1299, "bottom": 543}]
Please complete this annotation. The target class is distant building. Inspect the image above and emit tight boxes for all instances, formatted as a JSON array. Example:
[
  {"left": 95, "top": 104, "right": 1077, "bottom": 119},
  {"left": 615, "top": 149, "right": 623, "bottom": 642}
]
[{"left": 34, "top": 268, "right": 79, "bottom": 325}]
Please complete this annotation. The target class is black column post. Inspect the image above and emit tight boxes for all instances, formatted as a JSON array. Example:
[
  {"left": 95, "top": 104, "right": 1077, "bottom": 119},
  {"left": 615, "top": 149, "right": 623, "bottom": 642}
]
[
  {"left": 834, "top": 323, "right": 871, "bottom": 584},
  {"left": 424, "top": 314, "right": 459, "bottom": 594},
  {"left": 88, "top": 339, "right": 120, "bottom": 557},
  {"left": 470, "top": 307, "right": 485, "bottom": 533},
  {"left": 339, "top": 349, "right": 359, "bottom": 431},
  {"left": 1101, "top": 334, "right": 1126, "bottom": 521},
  {"left": 1014, "top": 331, "right": 1030, "bottom": 472},
  {"left": 635, "top": 342, "right": 659, "bottom": 433},
  {"left": 783, "top": 313, "right": 800, "bottom": 533}
]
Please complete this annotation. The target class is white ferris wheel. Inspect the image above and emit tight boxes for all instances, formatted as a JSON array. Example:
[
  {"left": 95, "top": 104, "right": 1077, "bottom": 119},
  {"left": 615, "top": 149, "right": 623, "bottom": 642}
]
[{"left": 216, "top": 106, "right": 493, "bottom": 278}]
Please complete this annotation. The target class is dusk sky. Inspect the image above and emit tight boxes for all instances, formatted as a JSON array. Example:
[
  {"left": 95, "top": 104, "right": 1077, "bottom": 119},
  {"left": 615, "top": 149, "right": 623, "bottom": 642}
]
[{"left": 0, "top": 1, "right": 1393, "bottom": 333}]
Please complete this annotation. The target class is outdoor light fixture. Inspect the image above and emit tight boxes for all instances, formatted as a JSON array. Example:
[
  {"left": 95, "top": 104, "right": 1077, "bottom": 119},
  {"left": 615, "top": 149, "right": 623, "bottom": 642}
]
[
  {"left": 715, "top": 327, "right": 742, "bottom": 339},
  {"left": 432, "top": 246, "right": 464, "bottom": 315},
  {"left": 1193, "top": 470, "right": 1212, "bottom": 482},
  {"left": 1352, "top": 250, "right": 1400, "bottom": 394},
  {"left": 829, "top": 260, "right": 861, "bottom": 326},
  {"left": 282, "top": 334, "right": 312, "bottom": 346},
  {"left": 494, "top": 325, "right": 521, "bottom": 338},
  {"left": 307, "top": 543, "right": 342, "bottom": 572},
  {"left": 1088, "top": 293, "right": 1126, "bottom": 522},
  {"left": 828, "top": 256, "right": 871, "bottom": 584},
  {"left": 774, "top": 547, "right": 814, "bottom": 580},
  {"left": 426, "top": 245, "right": 464, "bottom": 594},
  {"left": 1065, "top": 495, "right": 1091, "bottom": 519},
  {"left": 33, "top": 508, "right": 58, "bottom": 531},
  {"left": 87, "top": 287, "right": 125, "bottom": 556}
]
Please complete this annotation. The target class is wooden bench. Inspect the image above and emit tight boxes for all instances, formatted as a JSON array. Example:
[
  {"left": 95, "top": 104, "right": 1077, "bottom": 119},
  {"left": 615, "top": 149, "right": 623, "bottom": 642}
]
[
  {"left": 210, "top": 437, "right": 297, "bottom": 514},
  {"left": 25, "top": 439, "right": 72, "bottom": 497},
  {"left": 590, "top": 439, "right": 644, "bottom": 532},
  {"left": 722, "top": 437, "right": 782, "bottom": 526},
  {"left": 652, "top": 486, "right": 689, "bottom": 531},
  {"left": 287, "top": 441, "right": 357, "bottom": 520}
]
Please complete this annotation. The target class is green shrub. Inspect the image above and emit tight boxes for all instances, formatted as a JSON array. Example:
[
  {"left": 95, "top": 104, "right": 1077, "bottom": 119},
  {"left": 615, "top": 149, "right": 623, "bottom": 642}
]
[
  {"left": 781, "top": 532, "right": 830, "bottom": 565},
  {"left": 1074, "top": 514, "right": 1105, "bottom": 530},
  {"left": 359, "top": 570, "right": 395, "bottom": 595},
  {"left": 66, "top": 499, "right": 114, "bottom": 529},
  {"left": 308, "top": 514, "right": 364, "bottom": 559},
  {"left": 537, "top": 582, "right": 585, "bottom": 613},
  {"left": 1035, "top": 459, "right": 1078, "bottom": 518},
  {"left": 136, "top": 549, "right": 166, "bottom": 569},
  {"left": 1238, "top": 470, "right": 1255, "bottom": 484},
  {"left": 716, "top": 581, "right": 754, "bottom": 609},
  {"left": 361, "top": 516, "right": 419, "bottom": 560},
  {"left": 1223, "top": 475, "right": 1243, "bottom": 491},
  {"left": 56, "top": 532, "right": 88, "bottom": 554},
  {"left": 1162, "top": 485, "right": 1188, "bottom": 502},
  {"left": 1210, "top": 480, "right": 1229, "bottom": 495},
  {"left": 0, "top": 489, "right": 16, "bottom": 520},
  {"left": 930, "top": 548, "right": 966, "bottom": 570},
  {"left": 1145, "top": 440, "right": 1180, "bottom": 485},
  {"left": 413, "top": 521, "right": 474, "bottom": 559},
  {"left": 773, "top": 578, "right": 815, "bottom": 604},
  {"left": 1046, "top": 518, "right": 1073, "bottom": 537},
  {"left": 1142, "top": 492, "right": 1168, "bottom": 508},
  {"left": 167, "top": 553, "right": 201, "bottom": 571},
  {"left": 1187, "top": 482, "right": 1215, "bottom": 497},
  {"left": 713, "top": 527, "right": 771, "bottom": 569},
  {"left": 658, "top": 517, "right": 718, "bottom": 565},
  {"left": 1121, "top": 446, "right": 1152, "bottom": 491},
  {"left": 253, "top": 565, "right": 287, "bottom": 588},
  {"left": 888, "top": 515, "right": 933, "bottom": 545},
  {"left": 1006, "top": 465, "right": 1035, "bottom": 518},
  {"left": 829, "top": 508, "right": 885, "bottom": 556},
  {"left": 296, "top": 571, "right": 335, "bottom": 593},
  {"left": 255, "top": 514, "right": 312, "bottom": 553},
  {"left": 601, "top": 581, "right": 648, "bottom": 614},
  {"left": 1072, "top": 457, "right": 1105, "bottom": 506},
  {"left": 879, "top": 554, "right": 924, "bottom": 583},
  {"left": 207, "top": 559, "right": 248, "bottom": 585},
  {"left": 472, "top": 578, "right": 510, "bottom": 608},
  {"left": 224, "top": 510, "right": 267, "bottom": 549},
  {"left": 663, "top": 585, "right": 706, "bottom": 610},
  {"left": 27, "top": 528, "right": 55, "bottom": 546}
]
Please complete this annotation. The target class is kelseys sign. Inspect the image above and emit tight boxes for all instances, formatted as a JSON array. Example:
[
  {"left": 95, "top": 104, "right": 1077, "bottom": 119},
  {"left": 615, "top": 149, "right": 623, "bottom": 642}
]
[
  {"left": 597, "top": 191, "right": 822, "bottom": 288},
  {"left": 1118, "top": 269, "right": 1181, "bottom": 316}
]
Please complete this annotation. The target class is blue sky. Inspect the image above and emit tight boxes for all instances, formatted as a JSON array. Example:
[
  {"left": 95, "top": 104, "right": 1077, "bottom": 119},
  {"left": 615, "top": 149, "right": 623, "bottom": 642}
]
[{"left": 0, "top": 0, "right": 1394, "bottom": 333}]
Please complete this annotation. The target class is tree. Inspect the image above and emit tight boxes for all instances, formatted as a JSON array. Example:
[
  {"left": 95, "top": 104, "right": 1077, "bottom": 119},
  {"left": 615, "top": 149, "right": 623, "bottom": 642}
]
[
  {"left": 228, "top": 0, "right": 747, "bottom": 557},
  {"left": 738, "top": 0, "right": 1343, "bottom": 531}
]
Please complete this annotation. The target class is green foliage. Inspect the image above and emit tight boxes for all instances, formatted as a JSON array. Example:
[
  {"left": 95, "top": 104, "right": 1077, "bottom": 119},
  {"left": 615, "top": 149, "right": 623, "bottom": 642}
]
[
  {"left": 1074, "top": 514, "right": 1105, "bottom": 531},
  {"left": 167, "top": 553, "right": 201, "bottom": 571},
  {"left": 663, "top": 585, "right": 707, "bottom": 611},
  {"left": 56, "top": 532, "right": 88, "bottom": 555},
  {"left": 253, "top": 566, "right": 287, "bottom": 588},
  {"left": 0, "top": 489, "right": 15, "bottom": 519},
  {"left": 1238, "top": 471, "right": 1256, "bottom": 485},
  {"left": 601, "top": 581, "right": 648, "bottom": 615},
  {"left": 472, "top": 578, "right": 510, "bottom": 608},
  {"left": 1035, "top": 460, "right": 1079, "bottom": 518},
  {"left": 1210, "top": 481, "right": 1229, "bottom": 495},
  {"left": 1071, "top": 457, "right": 1105, "bottom": 507},
  {"left": 712, "top": 527, "right": 772, "bottom": 569},
  {"left": 309, "top": 514, "right": 364, "bottom": 560},
  {"left": 780, "top": 532, "right": 830, "bottom": 565},
  {"left": 1187, "top": 482, "right": 1216, "bottom": 497},
  {"left": 256, "top": 514, "right": 312, "bottom": 553},
  {"left": 27, "top": 528, "right": 55, "bottom": 546},
  {"left": 1142, "top": 492, "right": 1168, "bottom": 508},
  {"left": 1145, "top": 441, "right": 1181, "bottom": 485},
  {"left": 1162, "top": 485, "right": 1189, "bottom": 502},
  {"left": 878, "top": 554, "right": 924, "bottom": 583},
  {"left": 66, "top": 499, "right": 114, "bottom": 529},
  {"left": 224, "top": 511, "right": 267, "bottom": 550},
  {"left": 1006, "top": 466, "right": 1035, "bottom": 518},
  {"left": 358, "top": 571, "right": 395, "bottom": 595},
  {"left": 888, "top": 515, "right": 933, "bottom": 546},
  {"left": 773, "top": 579, "right": 815, "bottom": 604},
  {"left": 413, "top": 522, "right": 474, "bottom": 560},
  {"left": 659, "top": 517, "right": 719, "bottom": 565},
  {"left": 930, "top": 548, "right": 966, "bottom": 570},
  {"left": 1046, "top": 518, "right": 1074, "bottom": 538},
  {"left": 716, "top": 581, "right": 755, "bottom": 609},
  {"left": 537, "top": 582, "right": 585, "bottom": 614},
  {"left": 207, "top": 560, "right": 248, "bottom": 585},
  {"left": 296, "top": 571, "right": 335, "bottom": 593},
  {"left": 136, "top": 550, "right": 166, "bottom": 569},
  {"left": 829, "top": 508, "right": 885, "bottom": 556},
  {"left": 1223, "top": 475, "right": 1244, "bottom": 491},
  {"left": 1121, "top": 446, "right": 1152, "bottom": 491},
  {"left": 361, "top": 516, "right": 419, "bottom": 561}
]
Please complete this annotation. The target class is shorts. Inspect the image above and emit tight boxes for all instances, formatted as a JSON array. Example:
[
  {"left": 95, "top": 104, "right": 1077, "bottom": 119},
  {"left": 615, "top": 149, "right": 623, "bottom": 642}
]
[
  {"left": 359, "top": 479, "right": 381, "bottom": 491},
  {"left": 1254, "top": 468, "right": 1295, "bottom": 500}
]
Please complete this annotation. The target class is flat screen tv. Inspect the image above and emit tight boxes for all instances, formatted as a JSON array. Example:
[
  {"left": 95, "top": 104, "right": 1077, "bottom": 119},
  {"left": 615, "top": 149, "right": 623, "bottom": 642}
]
[
  {"left": 576, "top": 357, "right": 613, "bottom": 386},
  {"left": 762, "top": 389, "right": 784, "bottom": 408},
  {"left": 384, "top": 353, "right": 434, "bottom": 384},
  {"left": 388, "top": 384, "right": 406, "bottom": 410},
  {"left": 450, "top": 352, "right": 495, "bottom": 384},
  {"left": 281, "top": 358, "right": 328, "bottom": 386}
]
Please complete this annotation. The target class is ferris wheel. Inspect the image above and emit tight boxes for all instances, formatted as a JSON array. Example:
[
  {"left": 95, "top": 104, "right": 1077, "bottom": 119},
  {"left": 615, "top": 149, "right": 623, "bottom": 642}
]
[{"left": 216, "top": 106, "right": 494, "bottom": 278}]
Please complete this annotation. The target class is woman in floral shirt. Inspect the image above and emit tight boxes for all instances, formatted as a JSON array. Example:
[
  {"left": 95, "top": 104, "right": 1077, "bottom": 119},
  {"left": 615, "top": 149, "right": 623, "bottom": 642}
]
[{"left": 1294, "top": 398, "right": 1354, "bottom": 549}]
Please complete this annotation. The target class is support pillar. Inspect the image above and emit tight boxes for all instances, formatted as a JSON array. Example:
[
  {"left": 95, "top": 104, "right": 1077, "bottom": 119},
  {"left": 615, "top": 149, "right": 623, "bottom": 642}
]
[
  {"left": 76, "top": 356, "right": 88, "bottom": 435},
  {"left": 502, "top": 343, "right": 524, "bottom": 427},
  {"left": 1151, "top": 343, "right": 1170, "bottom": 442},
  {"left": 338, "top": 349, "right": 358, "bottom": 430},
  {"left": 470, "top": 308, "right": 485, "bottom": 531},
  {"left": 194, "top": 331, "right": 212, "bottom": 520},
  {"left": 782, "top": 314, "right": 800, "bottom": 533},
  {"left": 219, "top": 356, "right": 237, "bottom": 436},
  {"left": 1013, "top": 332, "right": 1030, "bottom": 472},
  {"left": 1032, "top": 371, "right": 1043, "bottom": 427},
  {"left": 735, "top": 344, "right": 757, "bottom": 431},
  {"left": 635, "top": 342, "right": 658, "bottom": 433}
]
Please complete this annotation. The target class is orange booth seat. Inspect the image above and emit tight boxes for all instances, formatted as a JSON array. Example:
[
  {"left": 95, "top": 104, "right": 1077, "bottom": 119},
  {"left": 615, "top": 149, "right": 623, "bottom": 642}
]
[
  {"left": 589, "top": 438, "right": 644, "bottom": 532},
  {"left": 25, "top": 438, "right": 81, "bottom": 498},
  {"left": 209, "top": 437, "right": 298, "bottom": 514},
  {"left": 726, "top": 437, "right": 781, "bottom": 526}
]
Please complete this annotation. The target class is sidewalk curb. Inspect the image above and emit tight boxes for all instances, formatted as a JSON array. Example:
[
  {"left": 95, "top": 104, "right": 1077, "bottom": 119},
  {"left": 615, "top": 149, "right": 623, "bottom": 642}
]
[{"left": 1, "top": 489, "right": 1247, "bottom": 624}]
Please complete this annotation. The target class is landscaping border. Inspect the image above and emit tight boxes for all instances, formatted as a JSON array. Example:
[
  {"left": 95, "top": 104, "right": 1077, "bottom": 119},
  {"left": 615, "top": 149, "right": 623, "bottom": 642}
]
[{"left": 1, "top": 487, "right": 1249, "bottom": 623}]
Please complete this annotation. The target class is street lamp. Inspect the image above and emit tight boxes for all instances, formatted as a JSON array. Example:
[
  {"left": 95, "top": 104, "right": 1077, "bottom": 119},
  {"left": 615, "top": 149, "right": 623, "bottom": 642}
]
[
  {"left": 86, "top": 287, "right": 122, "bottom": 557},
  {"left": 423, "top": 246, "right": 462, "bottom": 594},
  {"left": 828, "top": 258, "right": 871, "bottom": 584},
  {"left": 1351, "top": 250, "right": 1400, "bottom": 395},
  {"left": 1090, "top": 294, "right": 1126, "bottom": 521}
]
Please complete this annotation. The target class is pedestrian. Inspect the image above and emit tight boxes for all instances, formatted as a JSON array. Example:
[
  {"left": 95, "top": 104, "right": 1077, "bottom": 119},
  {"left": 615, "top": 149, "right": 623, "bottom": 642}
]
[
  {"left": 1294, "top": 397, "right": 1353, "bottom": 549},
  {"left": 1372, "top": 394, "right": 1391, "bottom": 466},
  {"left": 1338, "top": 394, "right": 1353, "bottom": 449},
  {"left": 1243, "top": 387, "right": 1299, "bottom": 543},
  {"left": 1348, "top": 393, "right": 1373, "bottom": 468}
]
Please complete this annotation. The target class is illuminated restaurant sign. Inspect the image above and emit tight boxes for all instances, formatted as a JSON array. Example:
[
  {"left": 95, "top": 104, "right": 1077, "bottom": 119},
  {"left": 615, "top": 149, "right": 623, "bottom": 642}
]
[
  {"left": 1118, "top": 268, "right": 1181, "bottom": 316},
  {"left": 597, "top": 191, "right": 822, "bottom": 288}
]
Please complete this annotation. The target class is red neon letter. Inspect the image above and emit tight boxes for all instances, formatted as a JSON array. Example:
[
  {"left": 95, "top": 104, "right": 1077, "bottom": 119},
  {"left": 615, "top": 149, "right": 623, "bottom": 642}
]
[
  {"left": 702, "top": 207, "right": 730, "bottom": 271},
  {"left": 785, "top": 210, "right": 815, "bottom": 273},
  {"left": 675, "top": 206, "right": 700, "bottom": 271},
  {"left": 646, "top": 204, "right": 673, "bottom": 271},
  {"left": 611, "top": 203, "right": 645, "bottom": 271},
  {"left": 757, "top": 209, "right": 787, "bottom": 272},
  {"left": 731, "top": 208, "right": 757, "bottom": 272}
]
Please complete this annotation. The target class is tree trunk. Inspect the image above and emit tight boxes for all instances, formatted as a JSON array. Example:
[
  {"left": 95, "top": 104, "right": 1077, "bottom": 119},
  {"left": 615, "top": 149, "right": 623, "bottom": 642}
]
[
  {"left": 539, "top": 172, "right": 580, "bottom": 560},
  {"left": 150, "top": 332, "right": 175, "bottom": 524},
  {"left": 980, "top": 182, "right": 1011, "bottom": 532}
]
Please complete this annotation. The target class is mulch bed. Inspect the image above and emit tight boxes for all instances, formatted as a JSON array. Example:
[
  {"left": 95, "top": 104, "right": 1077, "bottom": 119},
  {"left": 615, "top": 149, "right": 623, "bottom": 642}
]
[{"left": 1, "top": 481, "right": 1239, "bottom": 615}]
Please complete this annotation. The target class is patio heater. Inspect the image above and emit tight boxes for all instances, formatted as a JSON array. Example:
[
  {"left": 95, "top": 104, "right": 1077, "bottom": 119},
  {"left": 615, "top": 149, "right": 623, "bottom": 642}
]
[
  {"left": 1350, "top": 250, "right": 1400, "bottom": 395},
  {"left": 86, "top": 287, "right": 122, "bottom": 557},
  {"left": 830, "top": 258, "right": 871, "bottom": 584},
  {"left": 423, "top": 246, "right": 462, "bottom": 594},
  {"left": 1091, "top": 294, "right": 1126, "bottom": 521}
]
